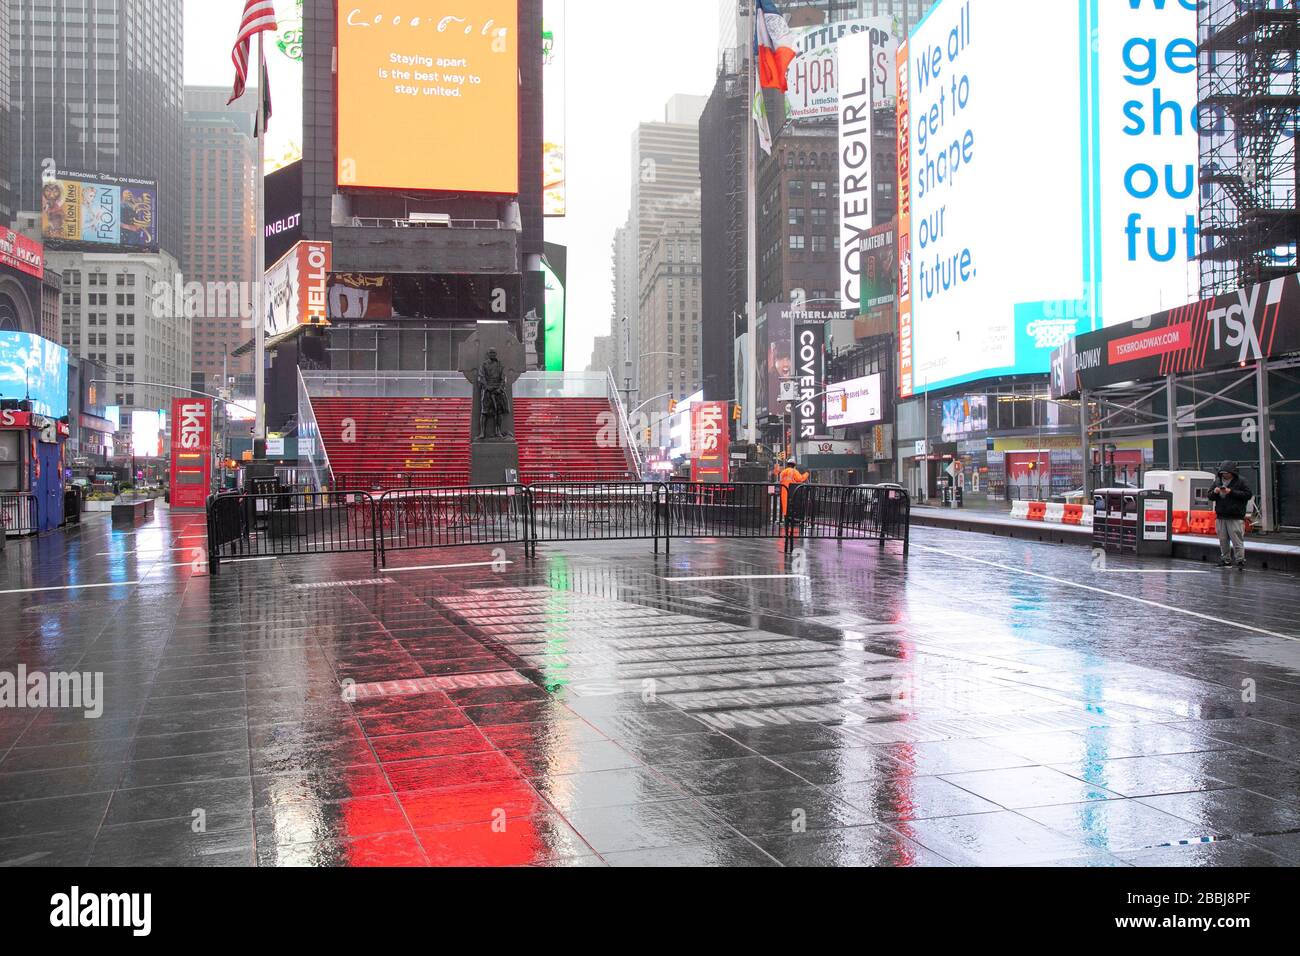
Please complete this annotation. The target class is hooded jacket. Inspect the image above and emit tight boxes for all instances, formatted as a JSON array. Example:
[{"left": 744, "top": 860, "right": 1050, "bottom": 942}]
[{"left": 1211, "top": 460, "right": 1252, "bottom": 520}]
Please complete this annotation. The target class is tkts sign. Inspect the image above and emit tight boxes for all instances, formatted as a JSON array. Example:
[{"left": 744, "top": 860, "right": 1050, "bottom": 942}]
[
  {"left": 690, "top": 401, "right": 730, "bottom": 484},
  {"left": 169, "top": 397, "right": 212, "bottom": 511},
  {"left": 1051, "top": 273, "right": 1300, "bottom": 398}
]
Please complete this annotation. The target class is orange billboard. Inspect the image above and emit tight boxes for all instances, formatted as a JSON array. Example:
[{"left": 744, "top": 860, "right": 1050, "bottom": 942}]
[{"left": 336, "top": 2, "right": 519, "bottom": 193}]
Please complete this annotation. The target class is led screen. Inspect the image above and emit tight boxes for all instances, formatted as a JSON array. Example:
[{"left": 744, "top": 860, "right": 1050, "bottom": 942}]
[
  {"left": 826, "top": 374, "right": 883, "bottom": 428},
  {"left": 337, "top": 1, "right": 520, "bottom": 193},
  {"left": 0, "top": 332, "right": 69, "bottom": 417},
  {"left": 897, "top": 0, "right": 1199, "bottom": 396}
]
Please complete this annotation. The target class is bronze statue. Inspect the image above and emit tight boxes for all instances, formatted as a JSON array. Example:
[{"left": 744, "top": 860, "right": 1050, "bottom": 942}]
[{"left": 477, "top": 348, "right": 512, "bottom": 440}]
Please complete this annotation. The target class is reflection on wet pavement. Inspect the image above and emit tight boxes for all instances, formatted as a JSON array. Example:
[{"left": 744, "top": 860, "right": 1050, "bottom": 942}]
[{"left": 1, "top": 508, "right": 1298, "bottom": 866}]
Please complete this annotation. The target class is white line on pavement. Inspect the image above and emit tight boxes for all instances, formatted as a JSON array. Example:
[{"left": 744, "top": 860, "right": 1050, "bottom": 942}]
[
  {"left": 386, "top": 561, "right": 513, "bottom": 572},
  {"left": 97, "top": 547, "right": 206, "bottom": 555},
  {"left": 1096, "top": 569, "right": 1210, "bottom": 574},
  {"left": 913, "top": 543, "right": 1299, "bottom": 643},
  {"left": 661, "top": 574, "right": 810, "bottom": 582},
  {"left": 0, "top": 580, "right": 139, "bottom": 595}
]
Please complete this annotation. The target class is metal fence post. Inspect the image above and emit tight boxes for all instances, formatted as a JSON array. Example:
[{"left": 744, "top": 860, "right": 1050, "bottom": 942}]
[
  {"left": 372, "top": 493, "right": 382, "bottom": 569},
  {"left": 206, "top": 494, "right": 220, "bottom": 576},
  {"left": 524, "top": 485, "right": 535, "bottom": 559},
  {"left": 903, "top": 492, "right": 911, "bottom": 556},
  {"left": 837, "top": 486, "right": 848, "bottom": 543}
]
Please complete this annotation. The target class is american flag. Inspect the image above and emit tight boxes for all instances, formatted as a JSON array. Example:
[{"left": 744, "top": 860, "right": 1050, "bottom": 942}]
[{"left": 227, "top": 0, "right": 278, "bottom": 107}]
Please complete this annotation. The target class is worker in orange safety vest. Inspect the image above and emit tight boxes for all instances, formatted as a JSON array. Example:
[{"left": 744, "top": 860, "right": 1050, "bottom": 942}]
[{"left": 778, "top": 459, "right": 809, "bottom": 517}]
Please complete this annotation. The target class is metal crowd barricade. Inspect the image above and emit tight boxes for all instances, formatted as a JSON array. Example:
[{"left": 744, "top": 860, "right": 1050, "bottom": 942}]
[
  {"left": 1, "top": 492, "right": 38, "bottom": 537},
  {"left": 527, "top": 481, "right": 664, "bottom": 556},
  {"left": 661, "top": 481, "right": 784, "bottom": 553},
  {"left": 206, "top": 481, "right": 912, "bottom": 574},
  {"left": 207, "top": 490, "right": 379, "bottom": 574},
  {"left": 785, "top": 484, "right": 911, "bottom": 555},
  {"left": 378, "top": 484, "right": 529, "bottom": 561}
]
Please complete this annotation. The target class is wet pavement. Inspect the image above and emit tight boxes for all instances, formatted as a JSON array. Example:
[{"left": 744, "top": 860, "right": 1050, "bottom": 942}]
[{"left": 1, "top": 507, "right": 1299, "bottom": 867}]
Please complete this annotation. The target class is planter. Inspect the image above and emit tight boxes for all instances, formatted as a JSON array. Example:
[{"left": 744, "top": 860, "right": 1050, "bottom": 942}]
[{"left": 111, "top": 497, "right": 155, "bottom": 525}]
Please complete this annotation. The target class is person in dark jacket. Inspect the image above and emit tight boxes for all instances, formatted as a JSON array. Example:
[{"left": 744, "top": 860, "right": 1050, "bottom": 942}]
[{"left": 1210, "top": 460, "right": 1251, "bottom": 570}]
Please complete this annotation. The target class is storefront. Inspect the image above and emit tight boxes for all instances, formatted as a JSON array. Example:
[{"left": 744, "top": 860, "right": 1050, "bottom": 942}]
[{"left": 1, "top": 409, "right": 70, "bottom": 534}]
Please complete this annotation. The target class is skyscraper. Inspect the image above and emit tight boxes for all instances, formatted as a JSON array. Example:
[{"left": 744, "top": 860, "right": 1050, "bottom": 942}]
[
  {"left": 619, "top": 95, "right": 705, "bottom": 416},
  {"left": 0, "top": 0, "right": 12, "bottom": 224},
  {"left": 7, "top": 0, "right": 183, "bottom": 258},
  {"left": 184, "top": 87, "right": 256, "bottom": 394}
]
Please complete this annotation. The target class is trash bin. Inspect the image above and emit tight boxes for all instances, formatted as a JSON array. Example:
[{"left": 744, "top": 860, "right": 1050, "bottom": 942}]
[
  {"left": 63, "top": 486, "right": 83, "bottom": 525},
  {"left": 1134, "top": 488, "right": 1174, "bottom": 557},
  {"left": 1093, "top": 488, "right": 1131, "bottom": 554}
]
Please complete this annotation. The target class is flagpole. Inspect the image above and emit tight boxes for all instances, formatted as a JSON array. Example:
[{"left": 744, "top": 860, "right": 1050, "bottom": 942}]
[
  {"left": 744, "top": 14, "right": 759, "bottom": 446},
  {"left": 254, "top": 30, "right": 267, "bottom": 443}
]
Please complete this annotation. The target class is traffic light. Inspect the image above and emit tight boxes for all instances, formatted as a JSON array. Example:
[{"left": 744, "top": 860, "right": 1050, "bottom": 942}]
[
  {"left": 732, "top": 404, "right": 742, "bottom": 422},
  {"left": 668, "top": 399, "right": 678, "bottom": 413},
  {"left": 643, "top": 427, "right": 652, "bottom": 443}
]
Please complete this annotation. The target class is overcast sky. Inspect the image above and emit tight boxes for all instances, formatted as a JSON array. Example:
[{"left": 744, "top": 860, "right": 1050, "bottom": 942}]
[{"left": 183, "top": 1, "right": 719, "bottom": 371}]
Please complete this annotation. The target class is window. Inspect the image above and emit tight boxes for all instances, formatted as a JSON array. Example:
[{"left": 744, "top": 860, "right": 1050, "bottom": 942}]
[
  {"left": 789, "top": 180, "right": 804, "bottom": 197},
  {"left": 812, "top": 235, "right": 828, "bottom": 253},
  {"left": 811, "top": 181, "right": 828, "bottom": 199},
  {"left": 788, "top": 207, "right": 805, "bottom": 227},
  {"left": 789, "top": 236, "right": 806, "bottom": 251}
]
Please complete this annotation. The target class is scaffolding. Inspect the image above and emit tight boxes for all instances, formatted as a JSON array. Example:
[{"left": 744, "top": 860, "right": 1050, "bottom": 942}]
[
  {"left": 1079, "top": 357, "right": 1300, "bottom": 532},
  {"left": 1198, "top": 0, "right": 1300, "bottom": 296}
]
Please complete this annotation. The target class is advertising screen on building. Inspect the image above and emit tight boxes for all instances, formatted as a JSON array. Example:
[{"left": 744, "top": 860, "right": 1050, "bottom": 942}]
[
  {"left": 941, "top": 394, "right": 988, "bottom": 440},
  {"left": 543, "top": 0, "right": 566, "bottom": 216},
  {"left": 40, "top": 171, "right": 159, "bottom": 253},
  {"left": 0, "top": 225, "right": 44, "bottom": 280},
  {"left": 336, "top": 2, "right": 520, "bottom": 193},
  {"left": 541, "top": 257, "right": 565, "bottom": 372},
  {"left": 838, "top": 25, "right": 899, "bottom": 311},
  {"left": 264, "top": 160, "right": 303, "bottom": 267},
  {"left": 0, "top": 332, "right": 69, "bottom": 417},
  {"left": 265, "top": 241, "right": 331, "bottom": 337},
  {"left": 786, "top": 16, "right": 899, "bottom": 121},
  {"left": 130, "top": 410, "right": 164, "bottom": 459},
  {"left": 266, "top": 0, "right": 305, "bottom": 173},
  {"left": 1051, "top": 272, "right": 1300, "bottom": 398},
  {"left": 793, "top": 322, "right": 826, "bottom": 441},
  {"left": 860, "top": 220, "right": 897, "bottom": 311},
  {"left": 897, "top": 0, "right": 1199, "bottom": 397},
  {"left": 826, "top": 373, "right": 883, "bottom": 428}
]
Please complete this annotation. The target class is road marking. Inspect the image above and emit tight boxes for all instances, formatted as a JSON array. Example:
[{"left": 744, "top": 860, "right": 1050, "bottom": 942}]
[
  {"left": 97, "top": 547, "right": 206, "bottom": 555},
  {"left": 292, "top": 578, "right": 393, "bottom": 589},
  {"left": 386, "top": 561, "right": 513, "bottom": 572},
  {"left": 1096, "top": 569, "right": 1210, "bottom": 575},
  {"left": 914, "top": 543, "right": 1299, "bottom": 643},
  {"left": 661, "top": 574, "right": 810, "bottom": 582},
  {"left": 0, "top": 580, "right": 139, "bottom": 595}
]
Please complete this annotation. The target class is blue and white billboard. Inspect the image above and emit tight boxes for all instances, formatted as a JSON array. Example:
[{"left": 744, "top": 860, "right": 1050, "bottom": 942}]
[
  {"left": 0, "top": 332, "right": 69, "bottom": 417},
  {"left": 899, "top": 0, "right": 1200, "bottom": 394}
]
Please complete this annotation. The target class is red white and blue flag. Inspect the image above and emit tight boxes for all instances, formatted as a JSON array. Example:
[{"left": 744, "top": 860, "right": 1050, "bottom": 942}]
[
  {"left": 228, "top": 0, "right": 278, "bottom": 109},
  {"left": 755, "top": 0, "right": 797, "bottom": 92}
]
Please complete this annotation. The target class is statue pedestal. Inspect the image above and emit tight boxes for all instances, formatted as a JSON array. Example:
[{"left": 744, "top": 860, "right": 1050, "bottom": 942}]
[{"left": 470, "top": 440, "right": 521, "bottom": 486}]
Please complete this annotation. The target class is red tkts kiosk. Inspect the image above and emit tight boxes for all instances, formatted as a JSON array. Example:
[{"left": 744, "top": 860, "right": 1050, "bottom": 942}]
[
  {"left": 0, "top": 407, "right": 70, "bottom": 534},
  {"left": 168, "top": 397, "right": 212, "bottom": 512}
]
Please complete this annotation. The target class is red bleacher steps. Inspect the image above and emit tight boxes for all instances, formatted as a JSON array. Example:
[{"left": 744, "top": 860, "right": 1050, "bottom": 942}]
[
  {"left": 308, "top": 395, "right": 635, "bottom": 488},
  {"left": 311, "top": 396, "right": 472, "bottom": 488}
]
